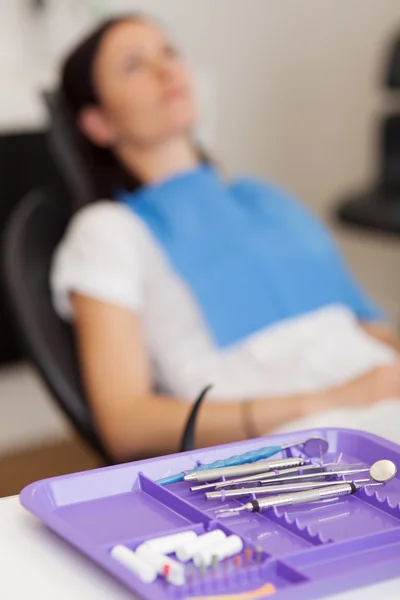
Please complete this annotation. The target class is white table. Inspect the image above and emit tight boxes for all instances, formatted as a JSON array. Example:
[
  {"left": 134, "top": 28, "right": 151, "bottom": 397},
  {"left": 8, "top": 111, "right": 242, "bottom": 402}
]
[{"left": 1, "top": 496, "right": 399, "bottom": 599}]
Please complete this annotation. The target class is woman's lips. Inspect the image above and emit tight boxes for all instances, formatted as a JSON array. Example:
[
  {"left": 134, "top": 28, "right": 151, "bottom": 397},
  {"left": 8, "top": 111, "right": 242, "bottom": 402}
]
[{"left": 163, "top": 86, "right": 189, "bottom": 101}]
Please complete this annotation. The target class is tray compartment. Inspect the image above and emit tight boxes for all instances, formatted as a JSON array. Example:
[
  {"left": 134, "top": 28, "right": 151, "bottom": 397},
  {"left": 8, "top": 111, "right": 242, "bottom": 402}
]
[
  {"left": 273, "top": 490, "right": 400, "bottom": 545},
  {"left": 283, "top": 527, "right": 400, "bottom": 580},
  {"left": 104, "top": 524, "right": 306, "bottom": 598},
  {"left": 214, "top": 510, "right": 313, "bottom": 557},
  {"left": 53, "top": 472, "right": 212, "bottom": 546},
  {"left": 54, "top": 491, "right": 192, "bottom": 545},
  {"left": 176, "top": 559, "right": 308, "bottom": 598},
  {"left": 175, "top": 478, "right": 319, "bottom": 556},
  {"left": 334, "top": 429, "right": 400, "bottom": 467},
  {"left": 357, "top": 483, "right": 400, "bottom": 519},
  {"left": 138, "top": 474, "right": 214, "bottom": 528},
  {"left": 260, "top": 507, "right": 328, "bottom": 545}
]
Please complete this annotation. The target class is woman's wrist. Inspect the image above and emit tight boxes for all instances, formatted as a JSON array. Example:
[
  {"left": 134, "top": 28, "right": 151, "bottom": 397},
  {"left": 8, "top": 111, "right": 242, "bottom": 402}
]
[
  {"left": 241, "top": 389, "right": 335, "bottom": 439},
  {"left": 241, "top": 400, "right": 260, "bottom": 439},
  {"left": 298, "top": 388, "right": 333, "bottom": 418},
  {"left": 251, "top": 395, "right": 306, "bottom": 434}
]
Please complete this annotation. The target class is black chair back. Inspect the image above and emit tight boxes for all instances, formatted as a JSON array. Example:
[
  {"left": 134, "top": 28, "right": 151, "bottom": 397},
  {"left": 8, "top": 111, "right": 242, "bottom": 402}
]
[
  {"left": 43, "top": 91, "right": 96, "bottom": 207},
  {"left": 2, "top": 189, "right": 107, "bottom": 458}
]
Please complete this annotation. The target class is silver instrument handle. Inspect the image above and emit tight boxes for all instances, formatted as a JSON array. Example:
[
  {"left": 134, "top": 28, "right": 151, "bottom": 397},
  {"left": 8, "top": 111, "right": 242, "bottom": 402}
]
[
  {"left": 257, "top": 482, "right": 354, "bottom": 510},
  {"left": 191, "top": 457, "right": 304, "bottom": 483}
]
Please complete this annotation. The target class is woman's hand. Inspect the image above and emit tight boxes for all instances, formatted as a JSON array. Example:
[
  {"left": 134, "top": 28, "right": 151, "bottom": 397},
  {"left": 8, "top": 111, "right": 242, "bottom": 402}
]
[
  {"left": 332, "top": 362, "right": 400, "bottom": 409},
  {"left": 295, "top": 362, "right": 400, "bottom": 423}
]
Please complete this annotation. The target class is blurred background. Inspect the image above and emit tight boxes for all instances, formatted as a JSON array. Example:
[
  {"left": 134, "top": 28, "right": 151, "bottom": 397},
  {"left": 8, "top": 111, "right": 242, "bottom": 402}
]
[{"left": 1, "top": 0, "right": 400, "bottom": 496}]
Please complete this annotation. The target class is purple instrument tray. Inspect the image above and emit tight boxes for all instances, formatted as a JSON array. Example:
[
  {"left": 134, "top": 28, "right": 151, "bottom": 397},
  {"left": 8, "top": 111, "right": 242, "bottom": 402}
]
[{"left": 20, "top": 428, "right": 400, "bottom": 599}]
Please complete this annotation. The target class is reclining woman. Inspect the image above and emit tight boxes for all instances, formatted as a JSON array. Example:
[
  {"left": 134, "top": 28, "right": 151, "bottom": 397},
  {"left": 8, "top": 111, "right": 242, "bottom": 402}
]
[{"left": 52, "top": 14, "right": 400, "bottom": 461}]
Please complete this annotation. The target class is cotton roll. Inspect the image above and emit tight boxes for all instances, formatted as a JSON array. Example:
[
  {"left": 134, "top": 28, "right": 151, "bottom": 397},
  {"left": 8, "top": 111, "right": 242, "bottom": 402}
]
[
  {"left": 139, "top": 530, "right": 197, "bottom": 555},
  {"left": 194, "top": 534, "right": 243, "bottom": 567},
  {"left": 110, "top": 545, "right": 157, "bottom": 583},
  {"left": 176, "top": 529, "right": 227, "bottom": 562},
  {"left": 136, "top": 544, "right": 185, "bottom": 586}
]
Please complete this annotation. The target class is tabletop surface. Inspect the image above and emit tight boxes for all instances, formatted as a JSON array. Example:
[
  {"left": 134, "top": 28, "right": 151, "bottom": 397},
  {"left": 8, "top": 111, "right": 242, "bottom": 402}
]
[{"left": 1, "top": 496, "right": 399, "bottom": 600}]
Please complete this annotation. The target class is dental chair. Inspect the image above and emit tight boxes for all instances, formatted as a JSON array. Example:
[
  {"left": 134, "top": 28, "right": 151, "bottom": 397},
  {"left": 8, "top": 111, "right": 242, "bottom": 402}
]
[{"left": 2, "top": 92, "right": 108, "bottom": 461}]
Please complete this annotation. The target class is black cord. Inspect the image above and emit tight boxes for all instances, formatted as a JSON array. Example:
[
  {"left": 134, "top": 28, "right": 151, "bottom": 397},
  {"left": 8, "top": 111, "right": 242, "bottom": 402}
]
[{"left": 180, "top": 384, "right": 213, "bottom": 452}]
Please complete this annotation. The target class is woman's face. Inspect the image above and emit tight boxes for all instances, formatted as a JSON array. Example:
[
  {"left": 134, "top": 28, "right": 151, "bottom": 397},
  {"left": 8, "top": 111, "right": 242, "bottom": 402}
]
[{"left": 86, "top": 19, "right": 197, "bottom": 148}]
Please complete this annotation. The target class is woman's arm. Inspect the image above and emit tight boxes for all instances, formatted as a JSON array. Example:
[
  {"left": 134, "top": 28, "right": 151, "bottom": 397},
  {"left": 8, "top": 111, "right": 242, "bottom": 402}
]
[
  {"left": 72, "top": 294, "right": 400, "bottom": 462},
  {"left": 361, "top": 321, "right": 400, "bottom": 354}
]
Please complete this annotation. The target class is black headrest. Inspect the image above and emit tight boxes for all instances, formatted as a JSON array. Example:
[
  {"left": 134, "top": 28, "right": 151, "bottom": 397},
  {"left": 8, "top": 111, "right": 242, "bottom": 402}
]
[
  {"left": 43, "top": 91, "right": 96, "bottom": 205},
  {"left": 386, "top": 32, "right": 400, "bottom": 89}
]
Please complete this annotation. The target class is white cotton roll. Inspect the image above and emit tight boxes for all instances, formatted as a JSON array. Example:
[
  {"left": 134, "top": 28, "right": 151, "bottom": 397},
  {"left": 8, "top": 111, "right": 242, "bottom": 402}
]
[
  {"left": 194, "top": 534, "right": 243, "bottom": 567},
  {"left": 136, "top": 544, "right": 185, "bottom": 586},
  {"left": 176, "top": 529, "right": 227, "bottom": 562},
  {"left": 110, "top": 545, "right": 157, "bottom": 583},
  {"left": 139, "top": 530, "right": 197, "bottom": 555}
]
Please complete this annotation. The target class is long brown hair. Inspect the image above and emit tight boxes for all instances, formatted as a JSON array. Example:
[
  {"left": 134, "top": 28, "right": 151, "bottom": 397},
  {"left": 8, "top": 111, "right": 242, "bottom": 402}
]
[
  {"left": 60, "top": 15, "right": 209, "bottom": 202},
  {"left": 61, "top": 15, "right": 146, "bottom": 201}
]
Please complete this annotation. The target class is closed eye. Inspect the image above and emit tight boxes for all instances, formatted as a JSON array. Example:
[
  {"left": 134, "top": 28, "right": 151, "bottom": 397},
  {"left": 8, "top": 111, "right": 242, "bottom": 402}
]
[{"left": 120, "top": 53, "right": 143, "bottom": 74}]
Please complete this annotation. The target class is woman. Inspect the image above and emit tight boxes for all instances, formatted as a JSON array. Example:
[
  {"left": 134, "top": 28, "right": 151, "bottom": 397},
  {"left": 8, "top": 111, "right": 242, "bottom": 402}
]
[{"left": 52, "top": 14, "right": 400, "bottom": 461}]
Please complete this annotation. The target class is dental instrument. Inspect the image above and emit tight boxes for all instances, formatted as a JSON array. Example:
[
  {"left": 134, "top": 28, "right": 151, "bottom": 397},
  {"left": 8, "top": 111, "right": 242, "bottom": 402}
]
[{"left": 215, "top": 481, "right": 382, "bottom": 517}]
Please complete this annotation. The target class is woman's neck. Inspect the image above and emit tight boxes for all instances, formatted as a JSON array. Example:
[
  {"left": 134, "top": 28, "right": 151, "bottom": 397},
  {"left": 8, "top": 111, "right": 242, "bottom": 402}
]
[{"left": 116, "top": 135, "right": 200, "bottom": 185}]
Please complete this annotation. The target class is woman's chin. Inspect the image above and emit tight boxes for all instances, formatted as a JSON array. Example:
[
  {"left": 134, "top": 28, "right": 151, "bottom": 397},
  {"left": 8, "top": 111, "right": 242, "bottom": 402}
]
[{"left": 166, "top": 103, "right": 197, "bottom": 131}]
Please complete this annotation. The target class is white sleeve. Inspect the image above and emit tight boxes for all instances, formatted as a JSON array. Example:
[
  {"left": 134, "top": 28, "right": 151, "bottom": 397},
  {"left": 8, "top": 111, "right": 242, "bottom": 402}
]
[{"left": 50, "top": 201, "right": 144, "bottom": 321}]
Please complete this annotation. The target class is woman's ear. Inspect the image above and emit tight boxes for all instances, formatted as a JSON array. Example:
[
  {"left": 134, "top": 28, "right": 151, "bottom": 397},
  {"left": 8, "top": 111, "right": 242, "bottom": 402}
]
[{"left": 78, "top": 105, "right": 114, "bottom": 147}]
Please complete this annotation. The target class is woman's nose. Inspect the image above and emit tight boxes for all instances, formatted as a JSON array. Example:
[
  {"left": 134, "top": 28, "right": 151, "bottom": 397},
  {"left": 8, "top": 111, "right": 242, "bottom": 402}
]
[{"left": 148, "top": 56, "right": 174, "bottom": 80}]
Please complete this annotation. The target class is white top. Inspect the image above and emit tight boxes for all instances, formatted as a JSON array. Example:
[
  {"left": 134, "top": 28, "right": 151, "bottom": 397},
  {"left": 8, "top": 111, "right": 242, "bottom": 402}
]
[
  {"left": 1, "top": 496, "right": 399, "bottom": 599},
  {"left": 51, "top": 202, "right": 396, "bottom": 403}
]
